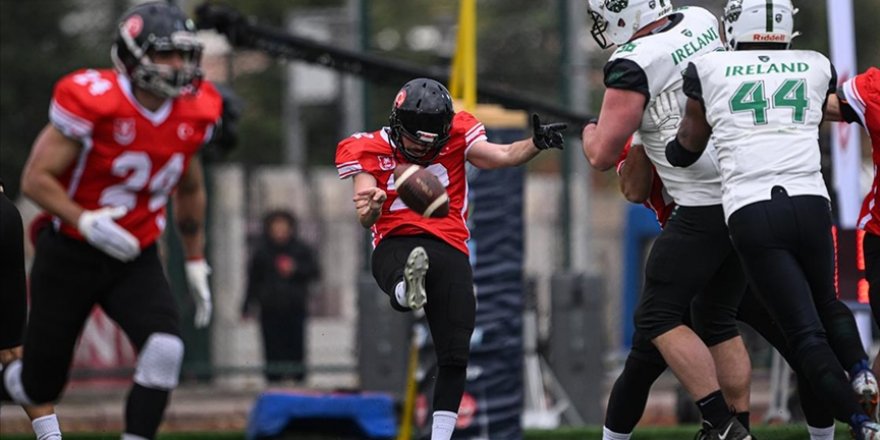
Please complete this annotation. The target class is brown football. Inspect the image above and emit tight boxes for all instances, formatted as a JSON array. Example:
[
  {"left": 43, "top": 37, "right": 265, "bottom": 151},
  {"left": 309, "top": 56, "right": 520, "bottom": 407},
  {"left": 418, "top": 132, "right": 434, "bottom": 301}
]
[{"left": 393, "top": 164, "right": 450, "bottom": 218}]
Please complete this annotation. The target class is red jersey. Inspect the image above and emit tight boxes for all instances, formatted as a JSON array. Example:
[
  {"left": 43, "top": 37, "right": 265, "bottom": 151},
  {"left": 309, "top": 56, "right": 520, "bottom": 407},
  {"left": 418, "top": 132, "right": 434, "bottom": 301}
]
[
  {"left": 616, "top": 140, "right": 675, "bottom": 228},
  {"left": 49, "top": 69, "right": 222, "bottom": 248},
  {"left": 335, "top": 111, "right": 487, "bottom": 256},
  {"left": 845, "top": 68, "right": 880, "bottom": 235}
]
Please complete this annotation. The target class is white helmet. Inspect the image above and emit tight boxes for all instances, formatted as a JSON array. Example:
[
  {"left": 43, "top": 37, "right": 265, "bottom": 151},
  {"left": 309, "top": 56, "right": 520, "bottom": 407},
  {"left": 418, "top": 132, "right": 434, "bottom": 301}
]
[
  {"left": 587, "top": 0, "right": 675, "bottom": 48},
  {"left": 723, "top": 0, "right": 798, "bottom": 50}
]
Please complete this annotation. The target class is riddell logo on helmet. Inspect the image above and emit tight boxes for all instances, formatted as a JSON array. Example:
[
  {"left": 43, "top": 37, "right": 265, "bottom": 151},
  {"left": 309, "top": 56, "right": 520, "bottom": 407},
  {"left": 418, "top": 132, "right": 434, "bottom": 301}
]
[
  {"left": 125, "top": 15, "right": 143, "bottom": 38},
  {"left": 394, "top": 90, "right": 407, "bottom": 108},
  {"left": 754, "top": 34, "right": 786, "bottom": 42}
]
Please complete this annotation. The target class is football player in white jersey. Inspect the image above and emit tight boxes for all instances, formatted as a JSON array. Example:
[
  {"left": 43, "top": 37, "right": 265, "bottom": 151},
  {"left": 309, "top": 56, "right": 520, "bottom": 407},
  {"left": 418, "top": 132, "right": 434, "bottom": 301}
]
[
  {"left": 582, "top": 1, "right": 752, "bottom": 439},
  {"left": 667, "top": 0, "right": 880, "bottom": 438}
]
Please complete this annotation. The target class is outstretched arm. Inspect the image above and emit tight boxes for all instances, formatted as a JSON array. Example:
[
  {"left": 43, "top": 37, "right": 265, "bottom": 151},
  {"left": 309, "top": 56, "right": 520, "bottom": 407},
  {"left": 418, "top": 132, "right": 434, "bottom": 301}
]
[{"left": 466, "top": 114, "right": 566, "bottom": 169}]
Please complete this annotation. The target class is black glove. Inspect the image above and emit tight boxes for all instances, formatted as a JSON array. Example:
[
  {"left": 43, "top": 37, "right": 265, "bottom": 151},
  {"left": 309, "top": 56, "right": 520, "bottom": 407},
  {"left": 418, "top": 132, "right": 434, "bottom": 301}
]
[{"left": 532, "top": 113, "right": 567, "bottom": 150}]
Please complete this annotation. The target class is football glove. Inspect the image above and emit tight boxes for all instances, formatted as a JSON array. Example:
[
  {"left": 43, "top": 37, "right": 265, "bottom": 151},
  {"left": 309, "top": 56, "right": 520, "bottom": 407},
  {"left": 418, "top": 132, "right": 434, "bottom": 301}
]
[
  {"left": 648, "top": 90, "right": 682, "bottom": 142},
  {"left": 185, "top": 259, "right": 213, "bottom": 328},
  {"left": 532, "top": 113, "right": 567, "bottom": 150},
  {"left": 77, "top": 206, "right": 140, "bottom": 262}
]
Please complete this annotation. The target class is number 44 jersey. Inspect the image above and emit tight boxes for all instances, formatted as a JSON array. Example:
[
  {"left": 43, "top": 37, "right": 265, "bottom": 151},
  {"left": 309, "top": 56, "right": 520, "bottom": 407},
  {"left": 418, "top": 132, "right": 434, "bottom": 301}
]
[
  {"left": 684, "top": 50, "right": 836, "bottom": 220},
  {"left": 50, "top": 68, "right": 222, "bottom": 248}
]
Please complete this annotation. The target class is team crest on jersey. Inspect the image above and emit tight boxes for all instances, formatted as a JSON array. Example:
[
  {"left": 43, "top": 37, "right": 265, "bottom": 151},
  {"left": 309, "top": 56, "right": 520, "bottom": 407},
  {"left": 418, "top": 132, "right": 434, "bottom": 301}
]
[
  {"left": 177, "top": 123, "right": 195, "bottom": 141},
  {"left": 378, "top": 155, "right": 396, "bottom": 171},
  {"left": 113, "top": 118, "right": 136, "bottom": 145}
]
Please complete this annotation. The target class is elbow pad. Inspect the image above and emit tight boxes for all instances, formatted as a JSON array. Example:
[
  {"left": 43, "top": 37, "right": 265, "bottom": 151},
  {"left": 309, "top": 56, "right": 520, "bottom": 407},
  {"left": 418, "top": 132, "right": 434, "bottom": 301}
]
[{"left": 665, "top": 136, "right": 702, "bottom": 168}]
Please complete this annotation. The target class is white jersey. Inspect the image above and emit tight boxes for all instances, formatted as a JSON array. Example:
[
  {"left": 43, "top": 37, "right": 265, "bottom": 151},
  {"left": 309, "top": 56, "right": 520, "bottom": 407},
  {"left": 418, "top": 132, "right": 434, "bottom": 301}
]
[
  {"left": 605, "top": 6, "right": 724, "bottom": 206},
  {"left": 686, "top": 50, "right": 835, "bottom": 220}
]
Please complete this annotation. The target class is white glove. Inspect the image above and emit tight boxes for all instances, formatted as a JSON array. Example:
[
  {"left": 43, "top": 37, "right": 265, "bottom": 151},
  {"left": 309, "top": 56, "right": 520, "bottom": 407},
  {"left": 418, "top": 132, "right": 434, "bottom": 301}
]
[
  {"left": 648, "top": 90, "right": 683, "bottom": 142},
  {"left": 77, "top": 206, "right": 140, "bottom": 262},
  {"left": 185, "top": 259, "right": 213, "bottom": 328}
]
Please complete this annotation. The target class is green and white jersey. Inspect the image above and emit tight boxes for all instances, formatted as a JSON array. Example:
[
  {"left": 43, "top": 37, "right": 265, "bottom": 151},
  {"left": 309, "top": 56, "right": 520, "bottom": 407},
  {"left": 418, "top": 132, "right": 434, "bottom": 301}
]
[
  {"left": 685, "top": 50, "right": 836, "bottom": 220},
  {"left": 604, "top": 6, "right": 724, "bottom": 207}
]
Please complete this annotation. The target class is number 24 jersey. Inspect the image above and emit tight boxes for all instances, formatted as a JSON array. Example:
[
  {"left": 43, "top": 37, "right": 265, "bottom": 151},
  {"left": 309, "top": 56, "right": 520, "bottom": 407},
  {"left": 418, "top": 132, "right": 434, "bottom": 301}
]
[{"left": 49, "top": 68, "right": 222, "bottom": 248}]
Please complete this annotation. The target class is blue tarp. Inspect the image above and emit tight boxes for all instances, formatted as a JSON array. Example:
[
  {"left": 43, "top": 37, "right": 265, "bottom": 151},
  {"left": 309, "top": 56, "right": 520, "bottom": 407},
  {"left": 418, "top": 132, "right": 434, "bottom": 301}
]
[{"left": 246, "top": 391, "right": 397, "bottom": 439}]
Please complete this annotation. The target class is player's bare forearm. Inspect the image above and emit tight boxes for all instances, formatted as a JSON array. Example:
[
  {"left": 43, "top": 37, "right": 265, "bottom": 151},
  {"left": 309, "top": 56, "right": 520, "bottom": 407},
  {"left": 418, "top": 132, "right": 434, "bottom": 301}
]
[
  {"left": 174, "top": 159, "right": 207, "bottom": 259},
  {"left": 583, "top": 88, "right": 646, "bottom": 170},
  {"left": 21, "top": 124, "right": 85, "bottom": 225},
  {"left": 358, "top": 209, "right": 380, "bottom": 229},
  {"left": 465, "top": 139, "right": 540, "bottom": 169},
  {"left": 496, "top": 139, "right": 541, "bottom": 168},
  {"left": 823, "top": 93, "right": 843, "bottom": 122},
  {"left": 618, "top": 144, "right": 653, "bottom": 203},
  {"left": 352, "top": 173, "right": 384, "bottom": 229}
]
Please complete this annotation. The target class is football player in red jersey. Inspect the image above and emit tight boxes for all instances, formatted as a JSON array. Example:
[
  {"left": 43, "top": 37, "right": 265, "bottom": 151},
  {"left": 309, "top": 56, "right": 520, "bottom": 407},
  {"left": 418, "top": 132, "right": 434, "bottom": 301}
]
[
  {"left": 828, "top": 67, "right": 880, "bottom": 394},
  {"left": 0, "top": 179, "right": 62, "bottom": 439},
  {"left": 335, "top": 78, "right": 565, "bottom": 440},
  {"left": 0, "top": 3, "right": 220, "bottom": 439}
]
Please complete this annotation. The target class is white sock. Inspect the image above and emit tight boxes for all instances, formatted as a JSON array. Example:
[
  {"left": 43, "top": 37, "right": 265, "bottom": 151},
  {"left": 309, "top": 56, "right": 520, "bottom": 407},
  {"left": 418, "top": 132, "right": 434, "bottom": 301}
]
[
  {"left": 431, "top": 410, "right": 458, "bottom": 440},
  {"left": 603, "top": 426, "right": 632, "bottom": 440},
  {"left": 394, "top": 281, "right": 407, "bottom": 307},
  {"left": 32, "top": 414, "right": 62, "bottom": 440},
  {"left": 120, "top": 434, "right": 149, "bottom": 440},
  {"left": 807, "top": 425, "right": 835, "bottom": 440}
]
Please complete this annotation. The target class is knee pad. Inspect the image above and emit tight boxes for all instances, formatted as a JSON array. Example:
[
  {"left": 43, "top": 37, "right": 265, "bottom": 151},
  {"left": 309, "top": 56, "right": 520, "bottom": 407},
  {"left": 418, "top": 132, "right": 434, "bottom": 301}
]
[
  {"left": 134, "top": 333, "right": 184, "bottom": 390},
  {"left": 2, "top": 360, "right": 36, "bottom": 405}
]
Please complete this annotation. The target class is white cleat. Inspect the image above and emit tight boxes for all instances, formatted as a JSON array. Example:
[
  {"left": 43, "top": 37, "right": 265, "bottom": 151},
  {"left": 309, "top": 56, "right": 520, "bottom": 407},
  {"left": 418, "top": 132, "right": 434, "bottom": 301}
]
[
  {"left": 403, "top": 246, "right": 428, "bottom": 310},
  {"left": 858, "top": 421, "right": 880, "bottom": 440},
  {"left": 853, "top": 369, "right": 880, "bottom": 422}
]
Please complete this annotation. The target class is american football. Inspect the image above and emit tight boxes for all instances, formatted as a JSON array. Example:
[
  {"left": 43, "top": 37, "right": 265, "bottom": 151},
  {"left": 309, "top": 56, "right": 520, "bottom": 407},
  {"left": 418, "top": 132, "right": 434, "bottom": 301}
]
[{"left": 393, "top": 163, "right": 449, "bottom": 218}]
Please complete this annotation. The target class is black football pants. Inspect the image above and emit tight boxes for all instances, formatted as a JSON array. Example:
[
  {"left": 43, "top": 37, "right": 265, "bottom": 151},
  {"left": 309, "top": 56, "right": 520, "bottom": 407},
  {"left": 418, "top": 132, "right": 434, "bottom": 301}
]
[{"left": 728, "top": 187, "right": 866, "bottom": 423}]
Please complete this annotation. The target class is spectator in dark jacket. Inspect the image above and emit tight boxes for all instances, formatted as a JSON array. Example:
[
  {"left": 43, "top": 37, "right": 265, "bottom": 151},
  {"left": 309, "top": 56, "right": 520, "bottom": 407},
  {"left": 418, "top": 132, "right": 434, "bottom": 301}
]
[{"left": 242, "top": 210, "right": 320, "bottom": 383}]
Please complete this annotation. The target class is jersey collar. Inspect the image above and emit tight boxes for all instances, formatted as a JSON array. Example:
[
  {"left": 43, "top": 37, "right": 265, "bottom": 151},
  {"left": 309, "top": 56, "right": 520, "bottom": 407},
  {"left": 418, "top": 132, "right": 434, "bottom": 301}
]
[
  {"left": 116, "top": 74, "right": 173, "bottom": 126},
  {"left": 381, "top": 126, "right": 394, "bottom": 147}
]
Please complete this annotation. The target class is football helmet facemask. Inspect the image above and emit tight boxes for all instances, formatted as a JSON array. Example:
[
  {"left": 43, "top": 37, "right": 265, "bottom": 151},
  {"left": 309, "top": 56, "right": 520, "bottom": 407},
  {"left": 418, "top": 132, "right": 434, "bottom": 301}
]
[
  {"left": 389, "top": 78, "right": 454, "bottom": 166},
  {"left": 587, "top": 0, "right": 675, "bottom": 49},
  {"left": 723, "top": 0, "right": 798, "bottom": 50},
  {"left": 111, "top": 1, "right": 203, "bottom": 99}
]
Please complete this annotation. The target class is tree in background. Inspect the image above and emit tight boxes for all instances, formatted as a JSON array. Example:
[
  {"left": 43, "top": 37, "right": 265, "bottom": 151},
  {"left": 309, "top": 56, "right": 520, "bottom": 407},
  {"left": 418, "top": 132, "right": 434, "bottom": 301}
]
[
  {"left": 2, "top": 0, "right": 876, "bottom": 190},
  {"left": 0, "top": 0, "right": 117, "bottom": 199}
]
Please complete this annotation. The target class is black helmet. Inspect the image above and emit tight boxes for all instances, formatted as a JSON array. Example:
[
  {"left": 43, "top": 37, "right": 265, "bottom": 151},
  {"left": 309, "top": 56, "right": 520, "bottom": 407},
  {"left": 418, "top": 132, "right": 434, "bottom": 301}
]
[
  {"left": 111, "top": 1, "right": 203, "bottom": 99},
  {"left": 389, "top": 78, "right": 454, "bottom": 165}
]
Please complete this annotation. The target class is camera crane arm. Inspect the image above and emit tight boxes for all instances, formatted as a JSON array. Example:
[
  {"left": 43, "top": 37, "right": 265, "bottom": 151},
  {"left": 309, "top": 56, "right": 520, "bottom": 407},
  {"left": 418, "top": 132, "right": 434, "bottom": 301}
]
[{"left": 194, "top": 2, "right": 594, "bottom": 127}]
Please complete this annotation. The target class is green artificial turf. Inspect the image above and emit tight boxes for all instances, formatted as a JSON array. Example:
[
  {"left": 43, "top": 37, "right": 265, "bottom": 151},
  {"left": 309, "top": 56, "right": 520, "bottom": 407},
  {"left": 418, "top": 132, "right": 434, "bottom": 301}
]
[{"left": 0, "top": 424, "right": 855, "bottom": 440}]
